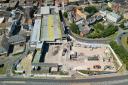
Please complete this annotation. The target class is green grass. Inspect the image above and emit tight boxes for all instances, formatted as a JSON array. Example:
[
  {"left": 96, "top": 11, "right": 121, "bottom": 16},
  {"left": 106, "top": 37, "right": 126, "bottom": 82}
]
[
  {"left": 110, "top": 41, "right": 128, "bottom": 70},
  {"left": 0, "top": 64, "right": 7, "bottom": 74},
  {"left": 87, "top": 23, "right": 118, "bottom": 39}
]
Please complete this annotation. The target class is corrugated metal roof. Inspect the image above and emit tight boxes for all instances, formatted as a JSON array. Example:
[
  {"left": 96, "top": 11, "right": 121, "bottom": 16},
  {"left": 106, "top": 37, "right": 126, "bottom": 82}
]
[
  {"left": 30, "top": 19, "right": 41, "bottom": 43},
  {"left": 40, "top": 15, "right": 62, "bottom": 41}
]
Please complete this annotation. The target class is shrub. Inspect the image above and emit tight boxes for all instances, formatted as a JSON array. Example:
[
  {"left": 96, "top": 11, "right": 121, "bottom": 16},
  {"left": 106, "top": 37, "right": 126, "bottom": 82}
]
[
  {"left": 63, "top": 12, "right": 68, "bottom": 18},
  {"left": 84, "top": 6, "right": 98, "bottom": 15}
]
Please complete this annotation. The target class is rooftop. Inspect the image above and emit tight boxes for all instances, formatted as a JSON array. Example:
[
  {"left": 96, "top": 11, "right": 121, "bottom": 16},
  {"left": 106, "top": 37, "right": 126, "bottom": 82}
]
[
  {"left": 0, "top": 47, "right": 7, "bottom": 55},
  {"left": 108, "top": 12, "right": 121, "bottom": 19},
  {"left": 8, "top": 35, "right": 26, "bottom": 44},
  {"left": 40, "top": 14, "right": 62, "bottom": 41},
  {"left": 30, "top": 18, "right": 41, "bottom": 43},
  {"left": 32, "top": 50, "right": 41, "bottom": 64},
  {"left": 40, "top": 6, "right": 50, "bottom": 15}
]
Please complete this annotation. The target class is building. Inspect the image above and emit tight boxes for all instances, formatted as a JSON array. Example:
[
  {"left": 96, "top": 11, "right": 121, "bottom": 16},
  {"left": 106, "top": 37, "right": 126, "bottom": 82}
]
[
  {"left": 99, "top": 10, "right": 109, "bottom": 17},
  {"left": 30, "top": 6, "right": 66, "bottom": 48},
  {"left": 0, "top": 17, "right": 5, "bottom": 24},
  {"left": 99, "top": 10, "right": 121, "bottom": 22},
  {"left": 31, "top": 43, "right": 59, "bottom": 74},
  {"left": 78, "top": 24, "right": 90, "bottom": 37},
  {"left": 0, "top": 47, "right": 7, "bottom": 56},
  {"left": 30, "top": 18, "right": 41, "bottom": 47},
  {"left": 124, "top": 13, "right": 128, "bottom": 20},
  {"left": 8, "top": 35, "right": 26, "bottom": 55},
  {"left": 75, "top": 8, "right": 87, "bottom": 20},
  {"left": 106, "top": 12, "right": 121, "bottom": 22},
  {"left": 40, "top": 6, "right": 50, "bottom": 15}
]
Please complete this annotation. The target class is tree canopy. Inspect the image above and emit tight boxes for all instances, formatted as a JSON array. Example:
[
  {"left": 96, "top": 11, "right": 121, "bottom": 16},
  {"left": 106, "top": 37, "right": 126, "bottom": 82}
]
[
  {"left": 84, "top": 6, "right": 98, "bottom": 15},
  {"left": 69, "top": 23, "right": 80, "bottom": 34},
  {"left": 63, "top": 12, "right": 68, "bottom": 18}
]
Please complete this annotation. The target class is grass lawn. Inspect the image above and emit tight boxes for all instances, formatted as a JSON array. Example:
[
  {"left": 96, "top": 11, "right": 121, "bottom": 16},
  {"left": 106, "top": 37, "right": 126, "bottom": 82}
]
[{"left": 107, "top": 32, "right": 118, "bottom": 41}]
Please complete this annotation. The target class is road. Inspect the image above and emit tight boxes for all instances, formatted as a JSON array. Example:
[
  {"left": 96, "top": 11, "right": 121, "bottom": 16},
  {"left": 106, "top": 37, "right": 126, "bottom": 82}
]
[
  {"left": 68, "top": 30, "right": 110, "bottom": 44},
  {"left": 0, "top": 73, "right": 128, "bottom": 85}
]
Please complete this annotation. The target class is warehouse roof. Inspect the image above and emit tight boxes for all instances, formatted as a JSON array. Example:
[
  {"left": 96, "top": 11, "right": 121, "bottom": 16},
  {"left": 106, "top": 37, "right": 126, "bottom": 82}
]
[
  {"left": 40, "top": 15, "right": 62, "bottom": 41},
  {"left": 40, "top": 6, "right": 50, "bottom": 15},
  {"left": 30, "top": 19, "right": 41, "bottom": 43}
]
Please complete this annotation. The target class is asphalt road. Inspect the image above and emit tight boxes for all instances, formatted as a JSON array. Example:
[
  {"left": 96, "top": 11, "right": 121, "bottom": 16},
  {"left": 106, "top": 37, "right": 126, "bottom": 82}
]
[
  {"left": 0, "top": 74, "right": 128, "bottom": 85},
  {"left": 0, "top": 73, "right": 128, "bottom": 83}
]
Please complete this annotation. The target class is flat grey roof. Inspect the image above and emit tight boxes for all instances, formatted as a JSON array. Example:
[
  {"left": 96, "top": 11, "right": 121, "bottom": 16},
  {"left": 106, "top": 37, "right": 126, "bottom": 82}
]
[
  {"left": 40, "top": 14, "right": 62, "bottom": 41},
  {"left": 32, "top": 63, "right": 58, "bottom": 67},
  {"left": 8, "top": 35, "right": 26, "bottom": 44},
  {"left": 0, "top": 47, "right": 7, "bottom": 55}
]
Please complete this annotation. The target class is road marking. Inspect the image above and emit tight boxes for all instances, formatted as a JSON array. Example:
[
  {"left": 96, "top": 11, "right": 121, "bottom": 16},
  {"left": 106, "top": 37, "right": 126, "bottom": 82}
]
[{"left": 2, "top": 81, "right": 26, "bottom": 84}]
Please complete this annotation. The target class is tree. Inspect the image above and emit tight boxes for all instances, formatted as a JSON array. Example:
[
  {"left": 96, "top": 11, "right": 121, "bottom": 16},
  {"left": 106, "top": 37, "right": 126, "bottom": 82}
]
[
  {"left": 63, "top": 12, "right": 68, "bottom": 18},
  {"left": 106, "top": 7, "right": 112, "bottom": 12},
  {"left": 69, "top": 23, "right": 80, "bottom": 34},
  {"left": 101, "top": 24, "right": 117, "bottom": 37},
  {"left": 94, "top": 23, "right": 104, "bottom": 31},
  {"left": 84, "top": 6, "right": 98, "bottom": 15}
]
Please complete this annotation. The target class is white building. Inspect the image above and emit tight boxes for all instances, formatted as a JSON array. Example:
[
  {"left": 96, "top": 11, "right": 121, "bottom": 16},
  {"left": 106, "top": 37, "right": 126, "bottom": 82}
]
[
  {"left": 99, "top": 10, "right": 109, "bottom": 17},
  {"left": 106, "top": 12, "right": 121, "bottom": 23},
  {"left": 40, "top": 6, "right": 50, "bottom": 15},
  {"left": 30, "top": 19, "right": 41, "bottom": 47},
  {"left": 99, "top": 10, "right": 121, "bottom": 23}
]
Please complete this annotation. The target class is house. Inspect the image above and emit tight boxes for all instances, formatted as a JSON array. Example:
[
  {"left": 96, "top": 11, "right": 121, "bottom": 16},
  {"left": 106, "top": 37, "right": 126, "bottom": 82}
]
[
  {"left": 99, "top": 10, "right": 109, "bottom": 17},
  {"left": 124, "top": 22, "right": 128, "bottom": 28},
  {"left": 86, "top": 17, "right": 96, "bottom": 25},
  {"left": 106, "top": 12, "right": 121, "bottom": 22},
  {"left": 124, "top": 13, "right": 128, "bottom": 20},
  {"left": 78, "top": 24, "right": 90, "bottom": 37}
]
